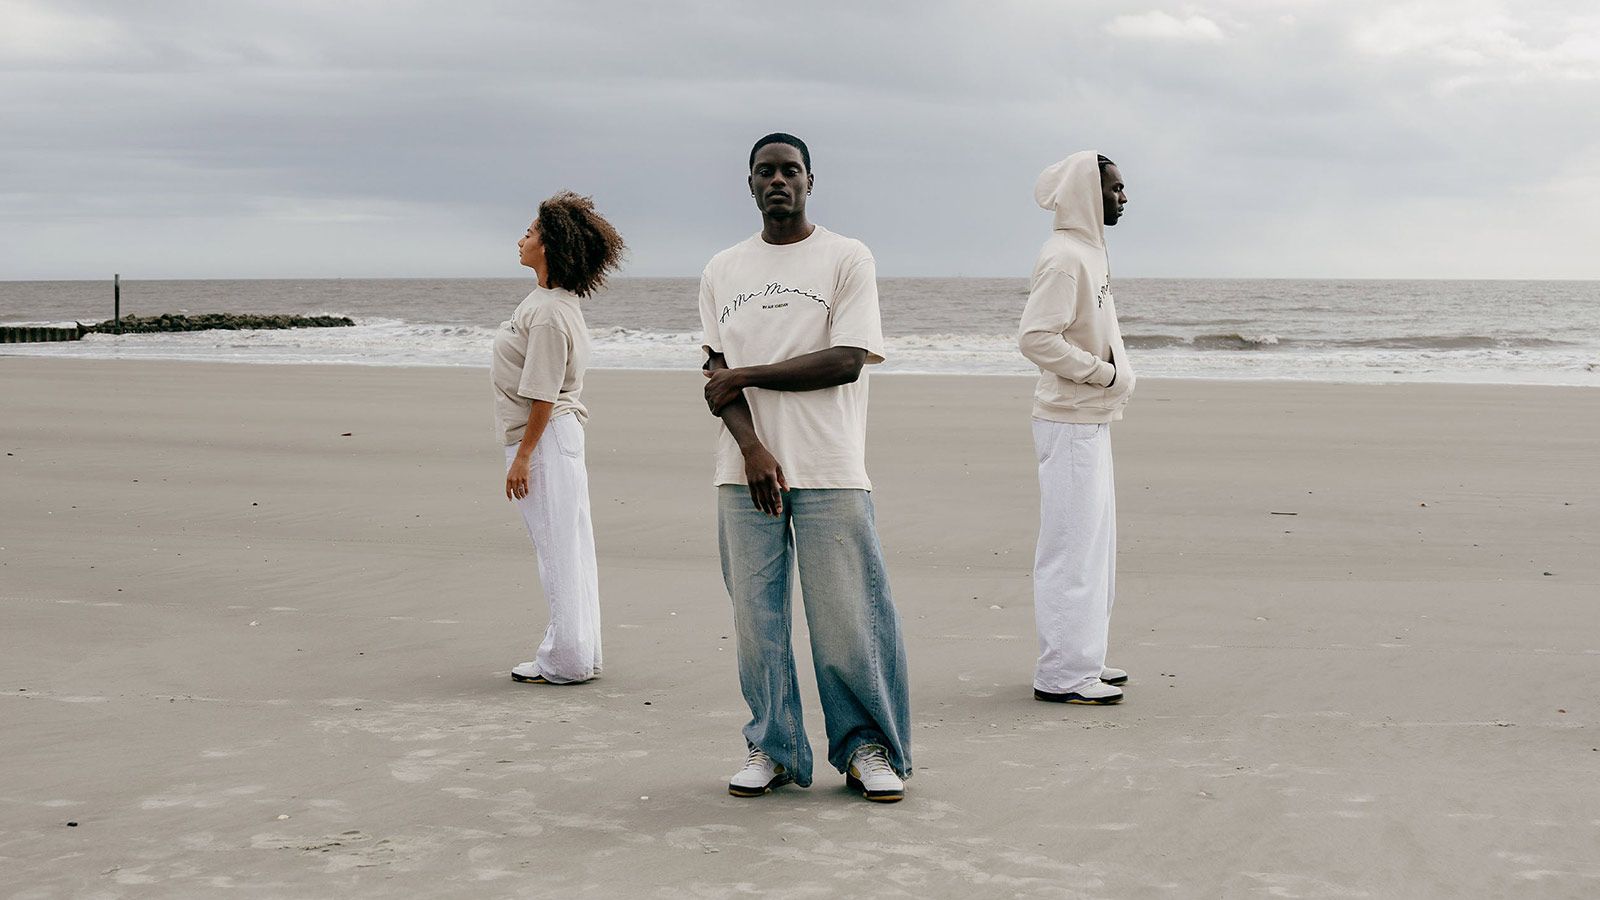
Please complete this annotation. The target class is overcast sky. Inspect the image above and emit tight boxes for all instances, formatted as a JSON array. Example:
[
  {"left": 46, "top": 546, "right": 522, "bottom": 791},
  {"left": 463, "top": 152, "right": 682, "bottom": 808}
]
[{"left": 2, "top": 0, "right": 1597, "bottom": 280}]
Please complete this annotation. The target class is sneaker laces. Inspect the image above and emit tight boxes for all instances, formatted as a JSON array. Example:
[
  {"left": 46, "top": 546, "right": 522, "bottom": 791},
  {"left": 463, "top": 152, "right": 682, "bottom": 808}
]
[
  {"left": 854, "top": 745, "right": 894, "bottom": 777},
  {"left": 744, "top": 745, "right": 773, "bottom": 769}
]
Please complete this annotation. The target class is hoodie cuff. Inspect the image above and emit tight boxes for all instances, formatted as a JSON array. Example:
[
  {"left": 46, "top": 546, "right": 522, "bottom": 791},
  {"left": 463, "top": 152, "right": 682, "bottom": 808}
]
[{"left": 1089, "top": 360, "right": 1116, "bottom": 388}]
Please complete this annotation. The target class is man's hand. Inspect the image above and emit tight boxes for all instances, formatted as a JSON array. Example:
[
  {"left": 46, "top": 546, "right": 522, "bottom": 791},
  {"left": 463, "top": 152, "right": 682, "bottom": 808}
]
[
  {"left": 704, "top": 346, "right": 785, "bottom": 515},
  {"left": 743, "top": 443, "right": 788, "bottom": 517},
  {"left": 505, "top": 454, "right": 532, "bottom": 501},
  {"left": 704, "top": 366, "right": 746, "bottom": 413}
]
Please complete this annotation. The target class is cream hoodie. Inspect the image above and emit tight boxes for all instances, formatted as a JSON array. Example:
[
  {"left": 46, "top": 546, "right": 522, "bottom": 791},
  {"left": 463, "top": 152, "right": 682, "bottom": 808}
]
[{"left": 1018, "top": 150, "right": 1134, "bottom": 424}]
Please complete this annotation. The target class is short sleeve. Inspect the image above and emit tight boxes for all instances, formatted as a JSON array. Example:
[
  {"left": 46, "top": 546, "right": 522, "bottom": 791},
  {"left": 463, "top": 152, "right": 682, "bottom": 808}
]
[
  {"left": 697, "top": 266, "right": 722, "bottom": 362},
  {"left": 517, "top": 323, "right": 569, "bottom": 401},
  {"left": 828, "top": 250, "right": 886, "bottom": 364}
]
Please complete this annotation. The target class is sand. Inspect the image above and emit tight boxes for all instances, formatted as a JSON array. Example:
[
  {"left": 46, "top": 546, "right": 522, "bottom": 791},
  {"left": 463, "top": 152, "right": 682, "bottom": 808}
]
[{"left": 2, "top": 358, "right": 1597, "bottom": 899}]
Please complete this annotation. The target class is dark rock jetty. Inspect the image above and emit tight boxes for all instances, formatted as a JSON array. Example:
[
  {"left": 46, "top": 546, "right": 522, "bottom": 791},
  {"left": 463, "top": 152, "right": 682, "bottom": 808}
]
[
  {"left": 87, "top": 313, "right": 356, "bottom": 333},
  {"left": 3, "top": 313, "right": 354, "bottom": 343}
]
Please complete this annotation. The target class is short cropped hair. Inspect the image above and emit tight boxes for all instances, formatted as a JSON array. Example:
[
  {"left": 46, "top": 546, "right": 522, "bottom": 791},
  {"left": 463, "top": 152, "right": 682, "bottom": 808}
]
[
  {"left": 749, "top": 132, "right": 812, "bottom": 172},
  {"left": 536, "top": 191, "right": 626, "bottom": 298}
]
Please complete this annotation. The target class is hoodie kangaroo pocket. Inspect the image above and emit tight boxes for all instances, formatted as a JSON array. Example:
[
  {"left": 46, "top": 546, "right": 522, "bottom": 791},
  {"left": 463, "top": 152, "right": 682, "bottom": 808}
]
[
  {"left": 1114, "top": 368, "right": 1137, "bottom": 404},
  {"left": 1038, "top": 375, "right": 1084, "bottom": 410},
  {"left": 1084, "top": 368, "right": 1135, "bottom": 410}
]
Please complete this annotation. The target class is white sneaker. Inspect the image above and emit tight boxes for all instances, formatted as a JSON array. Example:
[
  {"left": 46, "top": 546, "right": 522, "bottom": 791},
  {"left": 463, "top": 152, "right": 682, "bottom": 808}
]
[
  {"left": 1101, "top": 667, "right": 1128, "bottom": 685},
  {"left": 846, "top": 744, "right": 905, "bottom": 803},
  {"left": 1034, "top": 681, "right": 1124, "bottom": 705},
  {"left": 510, "top": 662, "right": 549, "bottom": 684},
  {"left": 728, "top": 745, "right": 791, "bottom": 797}
]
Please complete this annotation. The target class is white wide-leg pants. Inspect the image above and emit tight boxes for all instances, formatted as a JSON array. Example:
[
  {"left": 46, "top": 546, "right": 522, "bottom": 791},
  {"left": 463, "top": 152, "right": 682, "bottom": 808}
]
[
  {"left": 505, "top": 414, "right": 602, "bottom": 683},
  {"left": 1031, "top": 419, "right": 1116, "bottom": 695}
]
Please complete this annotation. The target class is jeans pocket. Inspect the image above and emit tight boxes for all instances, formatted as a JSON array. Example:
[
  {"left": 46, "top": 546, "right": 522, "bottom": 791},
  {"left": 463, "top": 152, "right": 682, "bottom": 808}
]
[
  {"left": 1032, "top": 418, "right": 1061, "bottom": 464},
  {"left": 552, "top": 416, "right": 584, "bottom": 459}
]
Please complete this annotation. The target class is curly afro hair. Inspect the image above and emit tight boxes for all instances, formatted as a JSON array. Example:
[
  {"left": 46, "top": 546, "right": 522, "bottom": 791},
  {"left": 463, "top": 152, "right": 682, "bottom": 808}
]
[{"left": 536, "top": 191, "right": 626, "bottom": 298}]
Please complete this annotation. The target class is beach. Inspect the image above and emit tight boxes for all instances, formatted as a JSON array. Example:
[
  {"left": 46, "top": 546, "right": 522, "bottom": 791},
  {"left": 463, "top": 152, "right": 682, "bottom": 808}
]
[{"left": 3, "top": 358, "right": 1597, "bottom": 898}]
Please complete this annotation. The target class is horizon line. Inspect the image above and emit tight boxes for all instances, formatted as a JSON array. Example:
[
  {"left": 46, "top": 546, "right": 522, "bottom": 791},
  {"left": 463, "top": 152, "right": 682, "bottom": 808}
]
[{"left": 4, "top": 274, "right": 1599, "bottom": 284}]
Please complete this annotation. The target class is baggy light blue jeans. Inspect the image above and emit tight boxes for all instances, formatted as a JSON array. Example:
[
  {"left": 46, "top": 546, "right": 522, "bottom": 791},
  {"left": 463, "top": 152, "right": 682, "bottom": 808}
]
[{"left": 717, "top": 486, "right": 912, "bottom": 787}]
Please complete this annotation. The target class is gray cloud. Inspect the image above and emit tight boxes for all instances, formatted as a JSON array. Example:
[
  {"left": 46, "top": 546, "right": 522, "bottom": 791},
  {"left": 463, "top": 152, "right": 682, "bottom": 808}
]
[{"left": 1, "top": 0, "right": 1596, "bottom": 279}]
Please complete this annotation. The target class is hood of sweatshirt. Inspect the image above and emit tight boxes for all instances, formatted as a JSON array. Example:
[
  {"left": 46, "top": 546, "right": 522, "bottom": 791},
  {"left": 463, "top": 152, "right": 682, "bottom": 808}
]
[{"left": 1032, "top": 150, "right": 1104, "bottom": 248}]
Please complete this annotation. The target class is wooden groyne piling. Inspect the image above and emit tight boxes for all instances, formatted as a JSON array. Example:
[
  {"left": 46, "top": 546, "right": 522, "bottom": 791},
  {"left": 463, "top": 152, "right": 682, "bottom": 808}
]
[{"left": 0, "top": 325, "right": 87, "bottom": 343}]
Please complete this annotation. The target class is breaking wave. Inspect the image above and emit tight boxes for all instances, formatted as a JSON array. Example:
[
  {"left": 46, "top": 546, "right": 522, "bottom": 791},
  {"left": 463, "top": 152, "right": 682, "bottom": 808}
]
[{"left": 4, "top": 316, "right": 1598, "bottom": 384}]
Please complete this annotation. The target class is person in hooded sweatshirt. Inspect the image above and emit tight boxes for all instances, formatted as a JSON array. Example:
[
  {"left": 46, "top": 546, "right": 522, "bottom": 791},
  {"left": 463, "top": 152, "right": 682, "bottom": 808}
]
[{"left": 1018, "top": 151, "right": 1133, "bottom": 705}]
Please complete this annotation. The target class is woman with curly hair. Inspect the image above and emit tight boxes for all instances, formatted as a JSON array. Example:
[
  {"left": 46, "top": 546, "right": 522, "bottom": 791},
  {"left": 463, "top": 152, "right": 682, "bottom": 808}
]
[{"left": 491, "top": 191, "right": 625, "bottom": 684}]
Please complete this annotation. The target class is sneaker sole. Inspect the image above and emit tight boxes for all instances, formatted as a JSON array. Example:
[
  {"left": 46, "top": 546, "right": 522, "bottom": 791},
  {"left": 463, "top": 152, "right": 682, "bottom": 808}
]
[
  {"left": 728, "top": 776, "right": 791, "bottom": 798},
  {"left": 1034, "top": 689, "right": 1123, "bottom": 705},
  {"left": 846, "top": 773, "right": 905, "bottom": 803},
  {"left": 512, "top": 673, "right": 597, "bottom": 685},
  {"left": 1101, "top": 675, "right": 1129, "bottom": 686}
]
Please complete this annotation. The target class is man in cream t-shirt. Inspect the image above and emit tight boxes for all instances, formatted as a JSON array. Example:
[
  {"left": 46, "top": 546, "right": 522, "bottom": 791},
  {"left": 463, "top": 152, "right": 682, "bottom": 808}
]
[{"left": 699, "top": 133, "right": 912, "bottom": 803}]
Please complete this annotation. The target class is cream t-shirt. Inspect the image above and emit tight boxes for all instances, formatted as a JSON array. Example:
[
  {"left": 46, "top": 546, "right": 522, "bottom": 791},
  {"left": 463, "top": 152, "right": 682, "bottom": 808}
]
[
  {"left": 698, "top": 225, "right": 886, "bottom": 490},
  {"left": 492, "top": 286, "right": 590, "bottom": 445}
]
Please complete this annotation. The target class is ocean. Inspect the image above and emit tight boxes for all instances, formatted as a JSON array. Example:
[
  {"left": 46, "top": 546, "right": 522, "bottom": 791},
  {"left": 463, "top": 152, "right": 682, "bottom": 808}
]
[{"left": 3, "top": 277, "right": 1598, "bottom": 385}]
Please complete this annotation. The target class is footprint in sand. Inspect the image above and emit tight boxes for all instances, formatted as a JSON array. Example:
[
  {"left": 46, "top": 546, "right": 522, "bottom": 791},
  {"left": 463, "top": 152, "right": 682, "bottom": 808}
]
[
  {"left": 390, "top": 748, "right": 481, "bottom": 783},
  {"left": 665, "top": 823, "right": 748, "bottom": 851}
]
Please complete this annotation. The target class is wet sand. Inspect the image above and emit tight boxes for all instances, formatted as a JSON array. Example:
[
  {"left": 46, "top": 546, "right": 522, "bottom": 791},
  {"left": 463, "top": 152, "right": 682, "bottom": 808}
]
[{"left": 2, "top": 358, "right": 1597, "bottom": 898}]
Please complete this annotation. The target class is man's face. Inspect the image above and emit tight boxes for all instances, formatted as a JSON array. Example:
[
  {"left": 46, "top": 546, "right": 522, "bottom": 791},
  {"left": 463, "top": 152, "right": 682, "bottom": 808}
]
[
  {"left": 1101, "top": 163, "right": 1127, "bottom": 226},
  {"left": 749, "top": 143, "right": 812, "bottom": 219}
]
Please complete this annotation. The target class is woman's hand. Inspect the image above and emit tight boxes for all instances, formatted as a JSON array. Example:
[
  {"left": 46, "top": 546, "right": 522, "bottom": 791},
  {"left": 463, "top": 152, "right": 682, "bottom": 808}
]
[{"left": 505, "top": 454, "right": 533, "bottom": 501}]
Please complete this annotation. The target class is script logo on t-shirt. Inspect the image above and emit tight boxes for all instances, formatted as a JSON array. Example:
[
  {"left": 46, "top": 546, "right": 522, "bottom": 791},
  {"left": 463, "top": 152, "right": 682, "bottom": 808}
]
[{"left": 720, "top": 281, "right": 830, "bottom": 324}]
